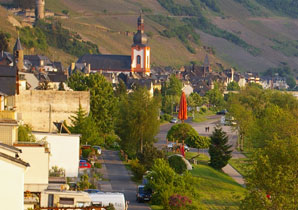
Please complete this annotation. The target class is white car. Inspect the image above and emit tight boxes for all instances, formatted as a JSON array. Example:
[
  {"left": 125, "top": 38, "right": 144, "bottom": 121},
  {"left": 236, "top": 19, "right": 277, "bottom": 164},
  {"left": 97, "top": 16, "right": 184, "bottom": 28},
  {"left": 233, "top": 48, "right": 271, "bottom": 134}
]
[
  {"left": 167, "top": 143, "right": 190, "bottom": 151},
  {"left": 93, "top": 146, "right": 102, "bottom": 155},
  {"left": 170, "top": 118, "right": 178, "bottom": 123}
]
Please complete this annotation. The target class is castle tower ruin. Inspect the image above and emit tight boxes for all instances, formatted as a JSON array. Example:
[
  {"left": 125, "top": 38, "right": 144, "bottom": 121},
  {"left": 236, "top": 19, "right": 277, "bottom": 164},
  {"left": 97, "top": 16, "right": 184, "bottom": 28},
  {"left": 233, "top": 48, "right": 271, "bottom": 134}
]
[{"left": 35, "top": 0, "right": 45, "bottom": 20}]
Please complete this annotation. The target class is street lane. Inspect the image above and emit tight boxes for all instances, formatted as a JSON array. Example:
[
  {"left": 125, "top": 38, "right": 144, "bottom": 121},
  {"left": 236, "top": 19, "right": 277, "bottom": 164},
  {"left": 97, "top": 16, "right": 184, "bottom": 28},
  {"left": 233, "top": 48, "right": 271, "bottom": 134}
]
[{"left": 99, "top": 150, "right": 151, "bottom": 210}]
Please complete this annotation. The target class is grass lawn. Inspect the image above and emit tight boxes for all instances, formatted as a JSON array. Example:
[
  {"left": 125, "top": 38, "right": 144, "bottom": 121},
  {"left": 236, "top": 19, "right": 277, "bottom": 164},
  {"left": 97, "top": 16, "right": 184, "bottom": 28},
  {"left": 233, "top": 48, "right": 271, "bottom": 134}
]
[
  {"left": 229, "top": 158, "right": 251, "bottom": 178},
  {"left": 192, "top": 110, "right": 216, "bottom": 123},
  {"left": 151, "top": 153, "right": 246, "bottom": 210},
  {"left": 191, "top": 154, "right": 246, "bottom": 209}
]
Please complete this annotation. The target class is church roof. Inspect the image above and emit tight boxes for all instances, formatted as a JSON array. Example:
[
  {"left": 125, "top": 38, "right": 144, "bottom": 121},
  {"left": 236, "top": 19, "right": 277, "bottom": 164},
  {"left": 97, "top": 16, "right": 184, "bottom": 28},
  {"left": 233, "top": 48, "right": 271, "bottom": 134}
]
[
  {"left": 13, "top": 37, "right": 23, "bottom": 51},
  {"left": 77, "top": 54, "right": 131, "bottom": 71}
]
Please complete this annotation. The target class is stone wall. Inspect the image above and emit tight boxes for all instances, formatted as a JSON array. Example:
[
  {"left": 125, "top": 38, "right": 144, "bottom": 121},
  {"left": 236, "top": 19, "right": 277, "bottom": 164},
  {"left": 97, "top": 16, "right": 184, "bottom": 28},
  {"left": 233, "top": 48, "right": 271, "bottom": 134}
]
[{"left": 15, "top": 90, "right": 90, "bottom": 132}]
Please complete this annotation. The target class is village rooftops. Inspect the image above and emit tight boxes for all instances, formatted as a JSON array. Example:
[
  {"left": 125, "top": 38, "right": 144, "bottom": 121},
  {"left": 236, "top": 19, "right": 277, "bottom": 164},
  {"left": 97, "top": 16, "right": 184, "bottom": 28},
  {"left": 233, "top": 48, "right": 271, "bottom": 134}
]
[
  {"left": 0, "top": 66, "right": 16, "bottom": 95},
  {"left": 0, "top": 142, "right": 22, "bottom": 153},
  {"left": 77, "top": 54, "right": 131, "bottom": 72}
]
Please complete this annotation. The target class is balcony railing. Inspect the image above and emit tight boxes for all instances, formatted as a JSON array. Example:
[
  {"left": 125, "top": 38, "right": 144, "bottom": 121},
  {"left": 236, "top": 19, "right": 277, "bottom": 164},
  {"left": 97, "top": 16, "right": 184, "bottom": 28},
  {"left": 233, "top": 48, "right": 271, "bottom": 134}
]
[{"left": 0, "top": 110, "right": 17, "bottom": 120}]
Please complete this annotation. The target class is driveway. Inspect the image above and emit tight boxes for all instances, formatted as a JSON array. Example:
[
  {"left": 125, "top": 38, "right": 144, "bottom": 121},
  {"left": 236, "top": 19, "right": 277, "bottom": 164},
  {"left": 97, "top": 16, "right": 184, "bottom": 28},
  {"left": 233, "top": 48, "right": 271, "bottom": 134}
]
[{"left": 98, "top": 150, "right": 151, "bottom": 210}]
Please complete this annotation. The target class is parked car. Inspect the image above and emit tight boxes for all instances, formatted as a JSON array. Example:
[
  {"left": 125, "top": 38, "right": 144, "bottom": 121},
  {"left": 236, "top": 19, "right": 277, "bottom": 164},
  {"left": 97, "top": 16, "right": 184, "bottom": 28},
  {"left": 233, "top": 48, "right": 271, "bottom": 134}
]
[
  {"left": 80, "top": 159, "right": 87, "bottom": 164},
  {"left": 170, "top": 118, "right": 178, "bottom": 123},
  {"left": 167, "top": 142, "right": 190, "bottom": 152},
  {"left": 136, "top": 185, "right": 152, "bottom": 202},
  {"left": 216, "top": 109, "right": 227, "bottom": 115},
  {"left": 93, "top": 146, "right": 102, "bottom": 155},
  {"left": 79, "top": 161, "right": 91, "bottom": 169},
  {"left": 84, "top": 189, "right": 101, "bottom": 194}
]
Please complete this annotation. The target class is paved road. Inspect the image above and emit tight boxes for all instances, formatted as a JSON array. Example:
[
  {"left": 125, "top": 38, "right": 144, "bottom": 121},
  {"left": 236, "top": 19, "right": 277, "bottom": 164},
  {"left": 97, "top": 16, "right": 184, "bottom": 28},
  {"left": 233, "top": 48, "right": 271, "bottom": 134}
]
[{"left": 98, "top": 150, "right": 150, "bottom": 210}]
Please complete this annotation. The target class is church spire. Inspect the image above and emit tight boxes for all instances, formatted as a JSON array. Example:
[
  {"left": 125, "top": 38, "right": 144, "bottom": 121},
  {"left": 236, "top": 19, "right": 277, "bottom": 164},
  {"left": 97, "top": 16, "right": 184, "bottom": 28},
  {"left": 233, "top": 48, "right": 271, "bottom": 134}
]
[{"left": 133, "top": 10, "right": 147, "bottom": 46}]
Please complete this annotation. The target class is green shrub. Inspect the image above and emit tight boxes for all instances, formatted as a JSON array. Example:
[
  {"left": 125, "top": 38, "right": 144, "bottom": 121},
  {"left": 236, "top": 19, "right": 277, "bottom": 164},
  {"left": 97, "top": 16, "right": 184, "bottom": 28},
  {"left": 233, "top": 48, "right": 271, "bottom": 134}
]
[
  {"left": 82, "top": 148, "right": 92, "bottom": 158},
  {"left": 200, "top": 107, "right": 207, "bottom": 113},
  {"left": 161, "top": 113, "right": 172, "bottom": 122},
  {"left": 130, "top": 160, "right": 146, "bottom": 180},
  {"left": 168, "top": 155, "right": 187, "bottom": 174},
  {"left": 94, "top": 162, "right": 102, "bottom": 168},
  {"left": 105, "top": 134, "right": 120, "bottom": 149},
  {"left": 137, "top": 144, "right": 166, "bottom": 170},
  {"left": 18, "top": 124, "right": 36, "bottom": 142}
]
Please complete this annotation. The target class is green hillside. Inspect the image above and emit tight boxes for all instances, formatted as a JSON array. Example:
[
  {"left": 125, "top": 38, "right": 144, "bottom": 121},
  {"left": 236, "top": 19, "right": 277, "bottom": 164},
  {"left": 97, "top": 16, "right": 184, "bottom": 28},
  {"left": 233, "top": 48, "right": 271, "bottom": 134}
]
[{"left": 1, "top": 0, "right": 298, "bottom": 75}]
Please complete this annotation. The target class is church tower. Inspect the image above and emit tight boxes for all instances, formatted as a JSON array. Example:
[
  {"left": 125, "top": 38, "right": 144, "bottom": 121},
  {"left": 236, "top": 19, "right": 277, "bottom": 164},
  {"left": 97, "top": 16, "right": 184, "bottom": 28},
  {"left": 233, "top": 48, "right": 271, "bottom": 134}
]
[
  {"left": 131, "top": 12, "right": 150, "bottom": 74},
  {"left": 35, "top": 0, "right": 45, "bottom": 20},
  {"left": 203, "top": 54, "right": 212, "bottom": 76},
  {"left": 13, "top": 37, "right": 23, "bottom": 94},
  {"left": 13, "top": 37, "right": 24, "bottom": 72}
]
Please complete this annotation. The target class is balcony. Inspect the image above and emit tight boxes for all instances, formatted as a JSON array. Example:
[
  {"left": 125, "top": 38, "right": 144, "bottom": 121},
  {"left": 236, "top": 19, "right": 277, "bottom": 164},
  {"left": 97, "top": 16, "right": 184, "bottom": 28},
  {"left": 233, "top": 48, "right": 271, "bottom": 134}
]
[{"left": 0, "top": 110, "right": 17, "bottom": 120}]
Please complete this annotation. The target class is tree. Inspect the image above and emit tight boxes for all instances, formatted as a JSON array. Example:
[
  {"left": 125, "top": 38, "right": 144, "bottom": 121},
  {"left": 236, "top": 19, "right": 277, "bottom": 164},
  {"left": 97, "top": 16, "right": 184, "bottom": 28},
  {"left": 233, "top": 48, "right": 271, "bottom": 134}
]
[
  {"left": 147, "top": 159, "right": 199, "bottom": 209},
  {"left": 0, "top": 32, "right": 10, "bottom": 52},
  {"left": 114, "top": 79, "right": 127, "bottom": 98},
  {"left": 167, "top": 123, "right": 198, "bottom": 143},
  {"left": 116, "top": 87, "right": 160, "bottom": 156},
  {"left": 162, "top": 74, "right": 182, "bottom": 113},
  {"left": 286, "top": 76, "right": 296, "bottom": 89},
  {"left": 168, "top": 155, "right": 187, "bottom": 174},
  {"left": 205, "top": 84, "right": 225, "bottom": 110},
  {"left": 67, "top": 72, "right": 88, "bottom": 91},
  {"left": 68, "top": 105, "right": 103, "bottom": 145},
  {"left": 166, "top": 74, "right": 182, "bottom": 96},
  {"left": 18, "top": 124, "right": 36, "bottom": 142},
  {"left": 208, "top": 126, "right": 232, "bottom": 170},
  {"left": 187, "top": 92, "right": 203, "bottom": 116},
  {"left": 137, "top": 144, "right": 166, "bottom": 170},
  {"left": 227, "top": 81, "right": 240, "bottom": 91},
  {"left": 87, "top": 74, "right": 117, "bottom": 134},
  {"left": 240, "top": 136, "right": 298, "bottom": 210},
  {"left": 186, "top": 135, "right": 210, "bottom": 154},
  {"left": 67, "top": 73, "right": 117, "bottom": 135}
]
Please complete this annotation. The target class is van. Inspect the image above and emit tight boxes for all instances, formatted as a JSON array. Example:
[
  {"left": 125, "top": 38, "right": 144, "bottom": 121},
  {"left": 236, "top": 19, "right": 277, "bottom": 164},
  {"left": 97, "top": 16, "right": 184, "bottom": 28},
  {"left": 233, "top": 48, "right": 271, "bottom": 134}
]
[{"left": 90, "top": 192, "right": 128, "bottom": 210}]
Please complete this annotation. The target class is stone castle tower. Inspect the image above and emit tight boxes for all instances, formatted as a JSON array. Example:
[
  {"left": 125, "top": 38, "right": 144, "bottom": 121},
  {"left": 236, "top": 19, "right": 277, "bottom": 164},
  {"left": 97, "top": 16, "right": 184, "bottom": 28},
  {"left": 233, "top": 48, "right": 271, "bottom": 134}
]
[{"left": 35, "top": 0, "right": 45, "bottom": 20}]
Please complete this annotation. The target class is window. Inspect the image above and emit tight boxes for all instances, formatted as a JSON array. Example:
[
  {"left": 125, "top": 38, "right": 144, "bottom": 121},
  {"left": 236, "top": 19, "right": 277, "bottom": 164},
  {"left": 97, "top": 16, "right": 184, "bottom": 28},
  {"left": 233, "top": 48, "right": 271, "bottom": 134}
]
[
  {"left": 137, "top": 55, "right": 141, "bottom": 64},
  {"left": 59, "top": 197, "right": 74, "bottom": 205}
]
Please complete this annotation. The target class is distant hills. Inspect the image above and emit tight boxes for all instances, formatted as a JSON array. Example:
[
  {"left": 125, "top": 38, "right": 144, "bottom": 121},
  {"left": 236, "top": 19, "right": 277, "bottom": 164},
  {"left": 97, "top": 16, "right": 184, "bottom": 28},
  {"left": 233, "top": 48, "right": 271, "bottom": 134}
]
[{"left": 0, "top": 0, "right": 298, "bottom": 77}]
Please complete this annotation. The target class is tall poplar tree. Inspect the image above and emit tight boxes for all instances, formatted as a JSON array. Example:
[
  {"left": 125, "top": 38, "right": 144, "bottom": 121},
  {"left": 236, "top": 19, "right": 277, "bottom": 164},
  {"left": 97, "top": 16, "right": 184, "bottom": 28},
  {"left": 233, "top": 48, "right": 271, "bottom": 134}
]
[{"left": 116, "top": 87, "right": 160, "bottom": 156}]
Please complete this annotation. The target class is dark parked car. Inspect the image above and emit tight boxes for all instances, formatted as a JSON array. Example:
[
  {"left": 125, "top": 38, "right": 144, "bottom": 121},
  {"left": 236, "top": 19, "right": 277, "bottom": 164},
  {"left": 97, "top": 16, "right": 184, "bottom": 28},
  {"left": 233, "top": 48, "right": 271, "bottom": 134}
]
[
  {"left": 216, "top": 109, "right": 228, "bottom": 115},
  {"left": 136, "top": 185, "right": 152, "bottom": 202}
]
